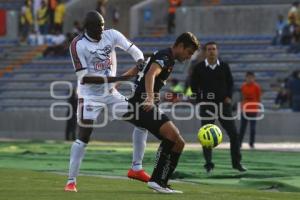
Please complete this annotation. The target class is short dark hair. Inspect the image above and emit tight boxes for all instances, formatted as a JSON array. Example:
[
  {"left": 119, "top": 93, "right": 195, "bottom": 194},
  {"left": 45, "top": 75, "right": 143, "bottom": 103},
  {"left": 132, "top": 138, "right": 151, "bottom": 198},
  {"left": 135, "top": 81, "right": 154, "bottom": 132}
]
[
  {"left": 174, "top": 32, "right": 200, "bottom": 50},
  {"left": 246, "top": 71, "right": 255, "bottom": 76},
  {"left": 204, "top": 41, "right": 218, "bottom": 51}
]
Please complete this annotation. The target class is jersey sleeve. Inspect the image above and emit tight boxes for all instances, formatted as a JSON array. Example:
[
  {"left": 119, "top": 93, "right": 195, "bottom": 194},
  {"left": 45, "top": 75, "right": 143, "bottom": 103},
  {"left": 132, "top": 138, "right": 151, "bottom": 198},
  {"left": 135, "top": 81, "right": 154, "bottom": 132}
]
[
  {"left": 69, "top": 39, "right": 88, "bottom": 79},
  {"left": 111, "top": 29, "right": 144, "bottom": 61},
  {"left": 112, "top": 29, "right": 132, "bottom": 50},
  {"left": 152, "top": 53, "right": 172, "bottom": 69}
]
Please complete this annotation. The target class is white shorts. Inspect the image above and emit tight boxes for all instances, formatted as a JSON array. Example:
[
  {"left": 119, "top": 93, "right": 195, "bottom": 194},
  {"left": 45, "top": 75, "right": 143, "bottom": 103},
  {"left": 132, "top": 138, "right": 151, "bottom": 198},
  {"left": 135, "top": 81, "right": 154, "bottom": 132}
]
[{"left": 77, "top": 89, "right": 128, "bottom": 123}]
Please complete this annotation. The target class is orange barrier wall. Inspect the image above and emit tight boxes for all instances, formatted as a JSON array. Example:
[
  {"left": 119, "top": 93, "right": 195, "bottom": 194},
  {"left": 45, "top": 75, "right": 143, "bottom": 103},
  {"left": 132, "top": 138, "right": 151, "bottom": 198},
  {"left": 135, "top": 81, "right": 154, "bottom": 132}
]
[{"left": 0, "top": 10, "right": 7, "bottom": 36}]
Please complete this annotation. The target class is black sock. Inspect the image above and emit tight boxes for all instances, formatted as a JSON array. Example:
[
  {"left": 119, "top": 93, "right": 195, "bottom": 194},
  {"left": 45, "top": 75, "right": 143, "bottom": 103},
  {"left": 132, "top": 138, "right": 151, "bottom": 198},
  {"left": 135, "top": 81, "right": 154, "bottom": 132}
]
[
  {"left": 163, "top": 151, "right": 181, "bottom": 186},
  {"left": 150, "top": 139, "right": 174, "bottom": 186}
]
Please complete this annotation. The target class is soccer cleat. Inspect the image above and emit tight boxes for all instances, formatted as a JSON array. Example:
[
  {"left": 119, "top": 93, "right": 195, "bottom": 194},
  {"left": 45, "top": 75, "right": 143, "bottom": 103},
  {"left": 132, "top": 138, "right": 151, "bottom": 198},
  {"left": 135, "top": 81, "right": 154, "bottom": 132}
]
[
  {"left": 127, "top": 169, "right": 151, "bottom": 182},
  {"left": 249, "top": 143, "right": 255, "bottom": 149},
  {"left": 147, "top": 181, "right": 173, "bottom": 193},
  {"left": 166, "top": 185, "right": 183, "bottom": 194},
  {"left": 233, "top": 164, "right": 247, "bottom": 172},
  {"left": 147, "top": 182, "right": 183, "bottom": 194},
  {"left": 64, "top": 182, "right": 77, "bottom": 192},
  {"left": 204, "top": 162, "right": 215, "bottom": 174}
]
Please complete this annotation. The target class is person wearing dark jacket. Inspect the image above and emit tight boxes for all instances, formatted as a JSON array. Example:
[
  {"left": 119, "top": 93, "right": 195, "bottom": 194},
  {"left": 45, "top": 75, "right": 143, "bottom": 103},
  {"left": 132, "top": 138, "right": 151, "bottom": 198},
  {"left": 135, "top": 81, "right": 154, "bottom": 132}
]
[
  {"left": 65, "top": 88, "right": 77, "bottom": 141},
  {"left": 191, "top": 41, "right": 246, "bottom": 173}
]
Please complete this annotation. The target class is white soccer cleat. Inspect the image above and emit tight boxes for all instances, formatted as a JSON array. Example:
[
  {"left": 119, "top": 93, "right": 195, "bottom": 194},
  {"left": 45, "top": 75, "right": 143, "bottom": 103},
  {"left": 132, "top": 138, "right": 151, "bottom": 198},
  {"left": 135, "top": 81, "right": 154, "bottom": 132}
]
[
  {"left": 166, "top": 186, "right": 183, "bottom": 194},
  {"left": 147, "top": 181, "right": 183, "bottom": 194},
  {"left": 148, "top": 181, "right": 173, "bottom": 193}
]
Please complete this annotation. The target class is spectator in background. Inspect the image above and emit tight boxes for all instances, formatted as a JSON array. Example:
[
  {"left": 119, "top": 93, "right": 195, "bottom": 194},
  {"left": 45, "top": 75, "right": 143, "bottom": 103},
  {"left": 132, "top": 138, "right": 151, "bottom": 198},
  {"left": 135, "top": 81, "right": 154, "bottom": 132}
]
[
  {"left": 288, "top": 70, "right": 300, "bottom": 112},
  {"left": 112, "top": 6, "right": 120, "bottom": 27},
  {"left": 274, "top": 73, "right": 297, "bottom": 109},
  {"left": 166, "top": 79, "right": 184, "bottom": 103},
  {"left": 43, "top": 31, "right": 71, "bottom": 57},
  {"left": 239, "top": 72, "right": 261, "bottom": 149},
  {"left": 20, "top": 0, "right": 33, "bottom": 42},
  {"left": 37, "top": 0, "right": 49, "bottom": 35},
  {"left": 54, "top": 0, "right": 65, "bottom": 32},
  {"left": 167, "top": 0, "right": 182, "bottom": 34},
  {"left": 288, "top": 26, "right": 300, "bottom": 53},
  {"left": 96, "top": 0, "right": 107, "bottom": 17},
  {"left": 72, "top": 21, "right": 83, "bottom": 36},
  {"left": 281, "top": 15, "right": 298, "bottom": 45},
  {"left": 191, "top": 41, "right": 246, "bottom": 173},
  {"left": 27, "top": 29, "right": 38, "bottom": 45},
  {"left": 288, "top": 1, "right": 300, "bottom": 25},
  {"left": 48, "top": 0, "right": 57, "bottom": 32},
  {"left": 65, "top": 88, "right": 77, "bottom": 141},
  {"left": 275, "top": 86, "right": 289, "bottom": 109},
  {"left": 272, "top": 14, "right": 287, "bottom": 45},
  {"left": 184, "top": 65, "right": 195, "bottom": 102}
]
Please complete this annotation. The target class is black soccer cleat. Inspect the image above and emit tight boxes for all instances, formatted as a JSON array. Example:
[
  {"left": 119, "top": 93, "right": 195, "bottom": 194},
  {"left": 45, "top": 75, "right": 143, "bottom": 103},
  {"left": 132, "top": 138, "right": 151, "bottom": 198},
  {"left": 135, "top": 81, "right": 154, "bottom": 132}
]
[
  {"left": 233, "top": 164, "right": 247, "bottom": 172},
  {"left": 204, "top": 162, "right": 215, "bottom": 173}
]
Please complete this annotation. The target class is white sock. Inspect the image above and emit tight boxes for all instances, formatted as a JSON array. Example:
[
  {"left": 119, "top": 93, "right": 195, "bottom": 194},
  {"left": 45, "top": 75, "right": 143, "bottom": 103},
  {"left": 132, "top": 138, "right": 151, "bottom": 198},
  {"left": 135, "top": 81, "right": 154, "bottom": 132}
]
[
  {"left": 67, "top": 139, "right": 87, "bottom": 184},
  {"left": 132, "top": 127, "right": 148, "bottom": 171}
]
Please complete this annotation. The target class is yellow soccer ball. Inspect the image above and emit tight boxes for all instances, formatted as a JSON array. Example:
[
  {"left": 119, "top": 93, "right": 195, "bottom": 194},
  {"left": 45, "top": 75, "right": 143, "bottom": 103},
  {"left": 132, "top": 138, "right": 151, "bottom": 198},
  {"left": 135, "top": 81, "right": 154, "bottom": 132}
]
[{"left": 198, "top": 124, "right": 223, "bottom": 148}]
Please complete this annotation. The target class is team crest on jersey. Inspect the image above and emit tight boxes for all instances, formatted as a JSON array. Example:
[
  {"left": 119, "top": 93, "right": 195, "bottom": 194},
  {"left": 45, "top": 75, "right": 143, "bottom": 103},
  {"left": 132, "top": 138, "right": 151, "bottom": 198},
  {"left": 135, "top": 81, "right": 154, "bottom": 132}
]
[
  {"left": 90, "top": 45, "right": 112, "bottom": 62},
  {"left": 91, "top": 45, "right": 112, "bottom": 71},
  {"left": 94, "top": 59, "right": 112, "bottom": 72}
]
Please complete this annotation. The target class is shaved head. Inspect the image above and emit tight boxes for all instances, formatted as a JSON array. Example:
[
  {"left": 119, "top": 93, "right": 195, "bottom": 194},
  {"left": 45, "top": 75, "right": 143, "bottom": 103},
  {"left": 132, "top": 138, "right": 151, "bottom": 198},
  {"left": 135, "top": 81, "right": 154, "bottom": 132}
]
[{"left": 83, "top": 11, "right": 105, "bottom": 41}]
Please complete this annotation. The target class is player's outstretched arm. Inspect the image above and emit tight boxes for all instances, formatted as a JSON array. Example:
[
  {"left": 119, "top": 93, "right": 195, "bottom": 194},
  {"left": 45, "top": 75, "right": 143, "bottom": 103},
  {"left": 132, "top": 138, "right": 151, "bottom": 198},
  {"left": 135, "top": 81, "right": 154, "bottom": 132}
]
[
  {"left": 112, "top": 65, "right": 139, "bottom": 89},
  {"left": 114, "top": 59, "right": 144, "bottom": 89},
  {"left": 122, "top": 66, "right": 139, "bottom": 77},
  {"left": 121, "top": 59, "right": 144, "bottom": 77},
  {"left": 81, "top": 75, "right": 134, "bottom": 84}
]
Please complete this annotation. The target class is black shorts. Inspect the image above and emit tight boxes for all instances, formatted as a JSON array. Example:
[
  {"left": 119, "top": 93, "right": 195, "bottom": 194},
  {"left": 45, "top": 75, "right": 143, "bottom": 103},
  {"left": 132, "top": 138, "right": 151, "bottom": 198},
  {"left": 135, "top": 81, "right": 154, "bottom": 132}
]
[{"left": 124, "top": 104, "right": 170, "bottom": 140}]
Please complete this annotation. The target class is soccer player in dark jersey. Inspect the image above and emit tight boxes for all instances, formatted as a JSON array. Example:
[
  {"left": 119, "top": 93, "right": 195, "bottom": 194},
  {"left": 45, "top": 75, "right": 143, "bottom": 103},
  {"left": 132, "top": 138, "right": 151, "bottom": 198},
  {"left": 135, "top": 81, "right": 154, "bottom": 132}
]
[{"left": 124, "top": 32, "right": 200, "bottom": 193}]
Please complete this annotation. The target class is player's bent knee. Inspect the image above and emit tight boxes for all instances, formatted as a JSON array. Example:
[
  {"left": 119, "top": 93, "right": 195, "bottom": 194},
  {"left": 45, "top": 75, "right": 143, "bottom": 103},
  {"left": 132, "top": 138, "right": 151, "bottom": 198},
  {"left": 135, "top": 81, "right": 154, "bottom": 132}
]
[
  {"left": 171, "top": 134, "right": 185, "bottom": 152},
  {"left": 176, "top": 137, "right": 185, "bottom": 151}
]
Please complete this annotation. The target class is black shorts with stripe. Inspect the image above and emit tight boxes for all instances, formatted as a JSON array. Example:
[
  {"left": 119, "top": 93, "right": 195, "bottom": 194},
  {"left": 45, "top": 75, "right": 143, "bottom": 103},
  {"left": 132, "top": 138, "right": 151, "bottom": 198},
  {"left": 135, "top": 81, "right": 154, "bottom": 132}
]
[{"left": 123, "top": 103, "right": 170, "bottom": 140}]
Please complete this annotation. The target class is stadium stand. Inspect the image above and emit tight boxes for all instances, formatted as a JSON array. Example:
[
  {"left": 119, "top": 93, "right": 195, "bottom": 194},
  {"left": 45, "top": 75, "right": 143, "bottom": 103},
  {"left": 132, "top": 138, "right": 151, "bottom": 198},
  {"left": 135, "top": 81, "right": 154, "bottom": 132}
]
[
  {"left": 0, "top": 0, "right": 299, "bottom": 141},
  {"left": 1, "top": 35, "right": 300, "bottom": 111},
  {"left": 0, "top": 0, "right": 23, "bottom": 10},
  {"left": 0, "top": 0, "right": 69, "bottom": 10},
  {"left": 183, "top": 0, "right": 297, "bottom": 6}
]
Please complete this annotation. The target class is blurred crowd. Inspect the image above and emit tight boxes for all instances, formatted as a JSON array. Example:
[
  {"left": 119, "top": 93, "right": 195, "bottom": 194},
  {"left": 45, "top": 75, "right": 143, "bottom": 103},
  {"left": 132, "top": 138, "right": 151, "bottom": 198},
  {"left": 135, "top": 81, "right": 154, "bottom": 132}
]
[
  {"left": 19, "top": 0, "right": 120, "bottom": 57},
  {"left": 17, "top": 0, "right": 300, "bottom": 112},
  {"left": 20, "top": 0, "right": 67, "bottom": 43},
  {"left": 271, "top": 1, "right": 300, "bottom": 111},
  {"left": 275, "top": 70, "right": 300, "bottom": 112},
  {"left": 273, "top": 1, "right": 300, "bottom": 53}
]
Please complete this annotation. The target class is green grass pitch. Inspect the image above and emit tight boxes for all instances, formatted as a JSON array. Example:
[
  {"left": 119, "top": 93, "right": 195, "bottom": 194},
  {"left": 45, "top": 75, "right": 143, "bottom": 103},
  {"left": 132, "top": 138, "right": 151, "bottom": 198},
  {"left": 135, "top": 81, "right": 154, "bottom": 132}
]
[{"left": 0, "top": 140, "right": 300, "bottom": 200}]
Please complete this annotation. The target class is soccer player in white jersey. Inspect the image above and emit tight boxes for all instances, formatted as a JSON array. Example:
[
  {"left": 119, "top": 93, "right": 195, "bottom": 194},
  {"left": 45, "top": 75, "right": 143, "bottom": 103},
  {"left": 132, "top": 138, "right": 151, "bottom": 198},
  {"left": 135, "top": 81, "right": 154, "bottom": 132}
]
[{"left": 64, "top": 11, "right": 149, "bottom": 192}]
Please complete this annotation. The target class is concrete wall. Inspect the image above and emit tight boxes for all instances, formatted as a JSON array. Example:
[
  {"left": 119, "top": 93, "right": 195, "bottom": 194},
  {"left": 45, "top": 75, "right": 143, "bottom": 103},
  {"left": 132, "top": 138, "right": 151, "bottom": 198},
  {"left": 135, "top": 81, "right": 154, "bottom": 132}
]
[
  {"left": 1, "top": 109, "right": 299, "bottom": 143},
  {"left": 184, "top": 0, "right": 296, "bottom": 6},
  {"left": 176, "top": 4, "right": 290, "bottom": 36},
  {"left": 130, "top": 2, "right": 291, "bottom": 38},
  {"left": 64, "top": 0, "right": 141, "bottom": 37},
  {"left": 64, "top": 0, "right": 97, "bottom": 34},
  {"left": 130, "top": 0, "right": 168, "bottom": 38},
  {"left": 0, "top": 10, "right": 18, "bottom": 39},
  {"left": 0, "top": 109, "right": 67, "bottom": 140},
  {"left": 105, "top": 0, "right": 141, "bottom": 36}
]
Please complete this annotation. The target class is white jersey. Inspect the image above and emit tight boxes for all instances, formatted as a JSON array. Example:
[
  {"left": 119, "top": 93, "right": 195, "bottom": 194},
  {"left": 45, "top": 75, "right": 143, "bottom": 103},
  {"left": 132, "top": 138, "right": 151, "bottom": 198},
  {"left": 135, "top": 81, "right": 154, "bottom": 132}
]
[{"left": 70, "top": 29, "right": 144, "bottom": 99}]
